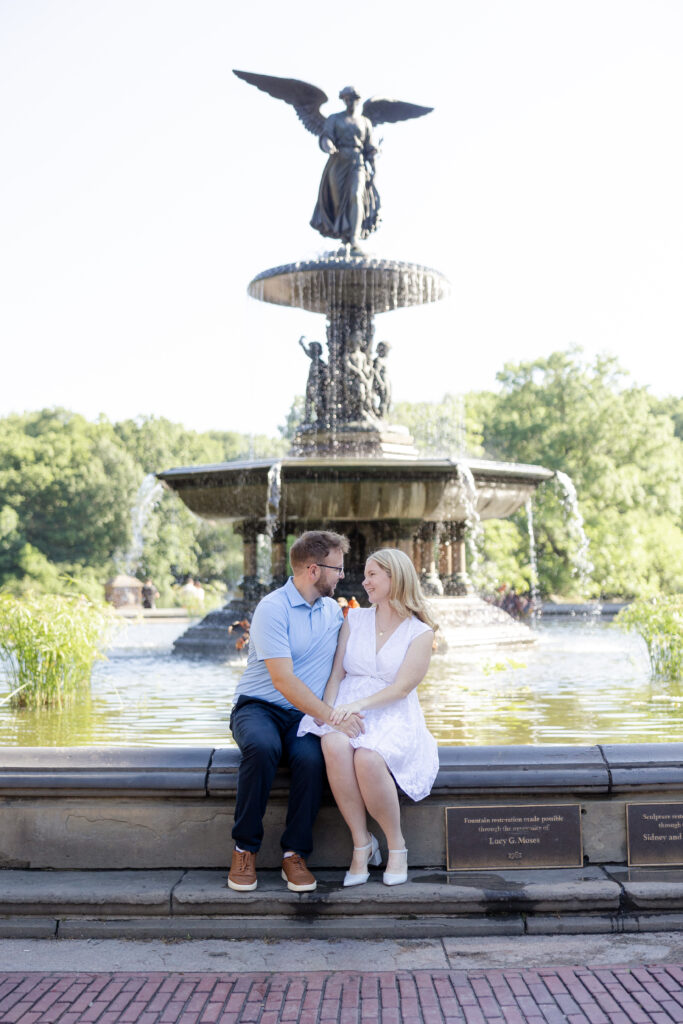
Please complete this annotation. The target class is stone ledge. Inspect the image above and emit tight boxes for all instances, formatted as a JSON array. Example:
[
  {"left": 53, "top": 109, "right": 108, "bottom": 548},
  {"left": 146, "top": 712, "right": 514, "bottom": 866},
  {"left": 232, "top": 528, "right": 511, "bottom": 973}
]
[
  {"left": 208, "top": 745, "right": 610, "bottom": 797},
  {"left": 4, "top": 744, "right": 683, "bottom": 798},
  {"left": 604, "top": 744, "right": 683, "bottom": 791},
  {"left": 0, "top": 870, "right": 184, "bottom": 917},
  {"left": 171, "top": 867, "right": 620, "bottom": 916},
  {"left": 0, "top": 748, "right": 213, "bottom": 797}
]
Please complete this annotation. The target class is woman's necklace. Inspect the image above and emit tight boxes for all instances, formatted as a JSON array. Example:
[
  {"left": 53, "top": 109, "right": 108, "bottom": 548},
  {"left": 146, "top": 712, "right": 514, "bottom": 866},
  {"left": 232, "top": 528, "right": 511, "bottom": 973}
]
[{"left": 375, "top": 608, "right": 394, "bottom": 637}]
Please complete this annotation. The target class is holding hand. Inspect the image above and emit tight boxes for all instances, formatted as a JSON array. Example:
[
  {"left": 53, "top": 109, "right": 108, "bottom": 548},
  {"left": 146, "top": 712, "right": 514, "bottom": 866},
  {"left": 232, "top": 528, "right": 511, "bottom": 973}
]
[
  {"left": 329, "top": 701, "right": 364, "bottom": 725},
  {"left": 328, "top": 707, "right": 365, "bottom": 737}
]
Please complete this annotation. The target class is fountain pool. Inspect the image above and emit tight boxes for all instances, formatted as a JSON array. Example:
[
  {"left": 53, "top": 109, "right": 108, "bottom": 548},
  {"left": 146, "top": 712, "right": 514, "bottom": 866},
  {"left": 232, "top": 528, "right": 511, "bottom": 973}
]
[{"left": 1, "top": 618, "right": 679, "bottom": 748}]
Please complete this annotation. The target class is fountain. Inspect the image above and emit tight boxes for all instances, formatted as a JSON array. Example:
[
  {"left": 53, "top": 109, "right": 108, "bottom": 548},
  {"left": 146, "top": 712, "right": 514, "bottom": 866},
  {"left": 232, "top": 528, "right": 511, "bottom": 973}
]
[{"left": 157, "top": 71, "right": 554, "bottom": 655}]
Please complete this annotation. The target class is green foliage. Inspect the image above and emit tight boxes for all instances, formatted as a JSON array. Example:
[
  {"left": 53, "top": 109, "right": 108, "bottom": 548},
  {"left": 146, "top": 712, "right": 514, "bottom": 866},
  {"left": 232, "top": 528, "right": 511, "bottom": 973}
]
[
  {"left": 616, "top": 596, "right": 683, "bottom": 680},
  {"left": 0, "top": 410, "right": 287, "bottom": 604},
  {"left": 0, "top": 409, "right": 139, "bottom": 579},
  {"left": 0, "top": 593, "right": 115, "bottom": 708},
  {"left": 478, "top": 349, "right": 683, "bottom": 599},
  {"left": 391, "top": 394, "right": 467, "bottom": 455},
  {"left": 279, "top": 396, "right": 306, "bottom": 441}
]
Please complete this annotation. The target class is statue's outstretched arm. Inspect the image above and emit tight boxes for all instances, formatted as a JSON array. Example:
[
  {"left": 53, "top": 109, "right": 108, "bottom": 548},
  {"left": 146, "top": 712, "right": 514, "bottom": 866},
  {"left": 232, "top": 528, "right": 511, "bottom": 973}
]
[
  {"left": 362, "top": 97, "right": 433, "bottom": 126},
  {"left": 233, "top": 70, "right": 328, "bottom": 137}
]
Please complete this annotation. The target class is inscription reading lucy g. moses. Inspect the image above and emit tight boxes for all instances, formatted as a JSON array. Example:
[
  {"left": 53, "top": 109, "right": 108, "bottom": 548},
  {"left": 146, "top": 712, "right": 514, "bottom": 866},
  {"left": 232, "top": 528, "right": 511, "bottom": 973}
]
[
  {"left": 627, "top": 803, "right": 683, "bottom": 866},
  {"left": 445, "top": 804, "right": 583, "bottom": 870}
]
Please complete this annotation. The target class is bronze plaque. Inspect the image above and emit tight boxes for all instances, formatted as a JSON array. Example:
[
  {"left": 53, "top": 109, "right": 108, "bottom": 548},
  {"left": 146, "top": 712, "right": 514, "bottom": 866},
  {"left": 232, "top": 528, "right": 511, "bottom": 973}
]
[
  {"left": 627, "top": 803, "right": 683, "bottom": 866},
  {"left": 445, "top": 804, "right": 583, "bottom": 870}
]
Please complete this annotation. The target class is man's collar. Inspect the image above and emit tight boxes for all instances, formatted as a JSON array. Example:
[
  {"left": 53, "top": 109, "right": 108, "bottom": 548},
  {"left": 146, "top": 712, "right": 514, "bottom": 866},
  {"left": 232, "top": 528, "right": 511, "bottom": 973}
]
[{"left": 284, "top": 576, "right": 322, "bottom": 608}]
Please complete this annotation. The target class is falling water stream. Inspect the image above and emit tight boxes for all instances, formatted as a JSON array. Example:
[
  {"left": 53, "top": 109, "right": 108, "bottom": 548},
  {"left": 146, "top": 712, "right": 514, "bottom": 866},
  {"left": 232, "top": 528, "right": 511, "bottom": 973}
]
[
  {"left": 555, "top": 470, "right": 595, "bottom": 596},
  {"left": 455, "top": 460, "right": 483, "bottom": 579},
  {"left": 122, "top": 474, "right": 164, "bottom": 574},
  {"left": 525, "top": 497, "right": 540, "bottom": 620}
]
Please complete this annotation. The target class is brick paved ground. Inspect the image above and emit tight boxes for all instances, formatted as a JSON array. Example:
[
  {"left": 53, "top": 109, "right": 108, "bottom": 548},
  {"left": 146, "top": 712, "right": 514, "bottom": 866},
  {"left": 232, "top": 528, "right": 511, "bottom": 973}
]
[{"left": 3, "top": 966, "right": 683, "bottom": 1024}]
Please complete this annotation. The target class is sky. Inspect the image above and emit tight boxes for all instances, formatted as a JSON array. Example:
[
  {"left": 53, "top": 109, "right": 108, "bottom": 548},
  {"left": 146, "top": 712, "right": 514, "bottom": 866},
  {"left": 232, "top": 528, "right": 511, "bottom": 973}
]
[{"left": 1, "top": 0, "right": 681, "bottom": 437}]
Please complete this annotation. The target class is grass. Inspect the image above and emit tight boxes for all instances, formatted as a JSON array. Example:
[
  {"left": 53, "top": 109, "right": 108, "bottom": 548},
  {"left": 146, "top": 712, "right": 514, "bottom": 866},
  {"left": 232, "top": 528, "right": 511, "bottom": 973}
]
[
  {"left": 0, "top": 592, "right": 116, "bottom": 708},
  {"left": 616, "top": 595, "right": 683, "bottom": 681}
]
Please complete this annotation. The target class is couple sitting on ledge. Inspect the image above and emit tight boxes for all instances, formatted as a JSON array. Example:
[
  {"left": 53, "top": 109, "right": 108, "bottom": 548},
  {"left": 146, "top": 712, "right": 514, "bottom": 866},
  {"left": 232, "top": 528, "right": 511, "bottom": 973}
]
[{"left": 228, "top": 530, "right": 439, "bottom": 893}]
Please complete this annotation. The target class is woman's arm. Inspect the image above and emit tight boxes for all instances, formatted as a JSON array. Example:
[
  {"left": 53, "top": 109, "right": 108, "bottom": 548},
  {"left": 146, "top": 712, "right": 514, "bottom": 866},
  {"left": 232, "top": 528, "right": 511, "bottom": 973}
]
[
  {"left": 321, "top": 617, "right": 350, "bottom": 707},
  {"left": 328, "top": 629, "right": 433, "bottom": 723}
]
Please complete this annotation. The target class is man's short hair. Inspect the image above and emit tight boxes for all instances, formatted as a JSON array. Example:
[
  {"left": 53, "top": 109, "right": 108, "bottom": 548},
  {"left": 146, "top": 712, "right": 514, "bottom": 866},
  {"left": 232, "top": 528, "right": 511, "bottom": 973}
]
[{"left": 289, "top": 530, "right": 349, "bottom": 571}]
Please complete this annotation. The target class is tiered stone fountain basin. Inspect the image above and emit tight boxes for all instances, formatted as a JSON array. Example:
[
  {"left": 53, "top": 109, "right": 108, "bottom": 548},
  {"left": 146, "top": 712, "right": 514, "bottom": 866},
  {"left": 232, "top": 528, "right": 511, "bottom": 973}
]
[
  {"left": 159, "top": 456, "right": 553, "bottom": 656},
  {"left": 158, "top": 456, "right": 552, "bottom": 524}
]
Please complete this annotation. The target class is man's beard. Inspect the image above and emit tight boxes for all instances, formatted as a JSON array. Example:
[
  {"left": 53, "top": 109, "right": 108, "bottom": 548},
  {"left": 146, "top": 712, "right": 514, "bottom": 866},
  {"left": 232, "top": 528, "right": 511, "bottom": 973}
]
[{"left": 314, "top": 576, "right": 337, "bottom": 599}]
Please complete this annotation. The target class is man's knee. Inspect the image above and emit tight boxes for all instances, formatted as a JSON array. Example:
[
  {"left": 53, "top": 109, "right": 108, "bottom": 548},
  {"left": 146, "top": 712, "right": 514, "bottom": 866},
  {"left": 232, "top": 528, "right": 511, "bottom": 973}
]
[
  {"left": 240, "top": 734, "right": 281, "bottom": 767},
  {"left": 289, "top": 735, "right": 324, "bottom": 772}
]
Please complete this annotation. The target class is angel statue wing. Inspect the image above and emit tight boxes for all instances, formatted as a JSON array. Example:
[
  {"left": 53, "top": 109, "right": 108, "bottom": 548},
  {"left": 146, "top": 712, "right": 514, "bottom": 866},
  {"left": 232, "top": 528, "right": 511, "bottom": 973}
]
[
  {"left": 361, "top": 98, "right": 433, "bottom": 125},
  {"left": 233, "top": 70, "right": 328, "bottom": 137}
]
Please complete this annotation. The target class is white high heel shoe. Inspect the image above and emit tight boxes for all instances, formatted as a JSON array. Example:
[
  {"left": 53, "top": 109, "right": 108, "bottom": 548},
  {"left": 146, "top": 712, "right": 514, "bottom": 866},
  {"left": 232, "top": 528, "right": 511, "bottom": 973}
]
[
  {"left": 343, "top": 833, "right": 381, "bottom": 887},
  {"left": 383, "top": 848, "right": 408, "bottom": 886}
]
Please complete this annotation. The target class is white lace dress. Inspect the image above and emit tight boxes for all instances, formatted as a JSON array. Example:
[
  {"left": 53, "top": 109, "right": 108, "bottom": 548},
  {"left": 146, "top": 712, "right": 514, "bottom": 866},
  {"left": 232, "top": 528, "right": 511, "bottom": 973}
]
[{"left": 297, "top": 607, "right": 439, "bottom": 801}]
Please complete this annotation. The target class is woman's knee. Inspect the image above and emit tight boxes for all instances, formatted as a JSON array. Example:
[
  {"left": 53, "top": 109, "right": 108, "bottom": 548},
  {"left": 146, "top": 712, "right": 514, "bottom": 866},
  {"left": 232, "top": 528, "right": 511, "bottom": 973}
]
[
  {"left": 354, "top": 746, "right": 388, "bottom": 778},
  {"left": 321, "top": 731, "right": 351, "bottom": 757}
]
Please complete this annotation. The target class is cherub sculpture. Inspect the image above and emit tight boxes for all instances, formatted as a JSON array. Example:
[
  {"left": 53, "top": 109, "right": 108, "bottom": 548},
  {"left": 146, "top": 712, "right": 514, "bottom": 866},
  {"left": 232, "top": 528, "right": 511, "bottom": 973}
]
[
  {"left": 299, "top": 336, "right": 329, "bottom": 427},
  {"left": 233, "top": 70, "right": 433, "bottom": 253},
  {"left": 372, "top": 341, "right": 392, "bottom": 418}
]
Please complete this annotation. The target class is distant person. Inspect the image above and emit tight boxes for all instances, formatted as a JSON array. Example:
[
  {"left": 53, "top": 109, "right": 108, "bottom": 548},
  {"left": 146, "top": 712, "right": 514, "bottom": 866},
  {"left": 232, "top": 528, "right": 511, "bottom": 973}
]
[
  {"left": 141, "top": 578, "right": 159, "bottom": 610},
  {"left": 228, "top": 531, "right": 364, "bottom": 895},
  {"left": 299, "top": 548, "right": 438, "bottom": 888},
  {"left": 193, "top": 580, "right": 205, "bottom": 604}
]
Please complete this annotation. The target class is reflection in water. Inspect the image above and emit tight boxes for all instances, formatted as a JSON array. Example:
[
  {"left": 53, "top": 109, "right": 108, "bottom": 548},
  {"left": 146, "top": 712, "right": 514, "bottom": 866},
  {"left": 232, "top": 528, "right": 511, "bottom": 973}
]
[{"left": 0, "top": 618, "right": 677, "bottom": 748}]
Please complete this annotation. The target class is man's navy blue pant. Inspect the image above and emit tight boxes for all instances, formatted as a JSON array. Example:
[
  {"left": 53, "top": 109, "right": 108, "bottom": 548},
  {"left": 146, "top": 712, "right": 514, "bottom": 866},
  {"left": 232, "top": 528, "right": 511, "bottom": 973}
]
[{"left": 230, "top": 695, "right": 325, "bottom": 858}]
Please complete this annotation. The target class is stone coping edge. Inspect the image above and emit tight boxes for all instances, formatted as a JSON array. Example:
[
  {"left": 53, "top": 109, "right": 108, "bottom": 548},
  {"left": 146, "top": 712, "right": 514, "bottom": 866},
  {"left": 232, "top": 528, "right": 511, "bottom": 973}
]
[{"left": 2, "top": 743, "right": 683, "bottom": 797}]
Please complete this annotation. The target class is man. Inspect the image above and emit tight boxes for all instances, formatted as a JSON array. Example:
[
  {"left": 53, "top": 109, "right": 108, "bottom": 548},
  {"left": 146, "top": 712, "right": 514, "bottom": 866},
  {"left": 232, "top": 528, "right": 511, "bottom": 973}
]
[{"left": 228, "top": 530, "right": 364, "bottom": 893}]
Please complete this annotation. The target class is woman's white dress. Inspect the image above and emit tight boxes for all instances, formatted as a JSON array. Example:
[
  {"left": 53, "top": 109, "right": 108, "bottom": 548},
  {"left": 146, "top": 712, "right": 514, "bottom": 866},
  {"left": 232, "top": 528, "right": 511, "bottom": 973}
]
[{"left": 297, "top": 607, "right": 439, "bottom": 801}]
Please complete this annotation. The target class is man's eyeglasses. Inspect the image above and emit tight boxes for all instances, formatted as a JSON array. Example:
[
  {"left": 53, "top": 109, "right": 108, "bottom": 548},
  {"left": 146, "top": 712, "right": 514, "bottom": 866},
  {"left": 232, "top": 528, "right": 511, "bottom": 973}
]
[{"left": 313, "top": 563, "right": 345, "bottom": 577}]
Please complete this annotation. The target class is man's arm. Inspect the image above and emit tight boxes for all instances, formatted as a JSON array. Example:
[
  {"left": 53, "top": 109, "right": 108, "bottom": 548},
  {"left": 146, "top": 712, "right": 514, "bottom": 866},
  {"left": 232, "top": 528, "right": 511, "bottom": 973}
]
[{"left": 265, "top": 657, "right": 364, "bottom": 738}]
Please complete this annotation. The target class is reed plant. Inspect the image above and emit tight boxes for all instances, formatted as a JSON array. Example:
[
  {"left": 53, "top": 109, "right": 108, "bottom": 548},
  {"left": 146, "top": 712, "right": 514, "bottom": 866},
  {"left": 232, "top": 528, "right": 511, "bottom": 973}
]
[
  {"left": 616, "top": 595, "right": 683, "bottom": 681},
  {"left": 0, "top": 593, "right": 115, "bottom": 708}
]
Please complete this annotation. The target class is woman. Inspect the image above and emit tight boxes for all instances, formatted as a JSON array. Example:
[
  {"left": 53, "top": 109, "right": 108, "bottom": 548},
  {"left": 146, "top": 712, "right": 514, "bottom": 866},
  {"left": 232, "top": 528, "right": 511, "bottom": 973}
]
[{"left": 298, "top": 548, "right": 438, "bottom": 886}]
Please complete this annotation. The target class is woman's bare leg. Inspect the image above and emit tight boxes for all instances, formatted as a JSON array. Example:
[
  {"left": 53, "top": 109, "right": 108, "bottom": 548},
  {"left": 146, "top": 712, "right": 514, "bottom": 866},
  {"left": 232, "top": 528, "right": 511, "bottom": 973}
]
[
  {"left": 353, "top": 747, "right": 406, "bottom": 874},
  {"left": 321, "top": 733, "right": 372, "bottom": 873}
]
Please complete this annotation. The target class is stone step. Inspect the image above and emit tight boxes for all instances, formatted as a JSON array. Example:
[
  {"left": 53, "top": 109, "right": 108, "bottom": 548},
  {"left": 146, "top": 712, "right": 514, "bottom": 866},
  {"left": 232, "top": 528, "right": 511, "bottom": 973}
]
[{"left": 3, "top": 865, "right": 683, "bottom": 939}]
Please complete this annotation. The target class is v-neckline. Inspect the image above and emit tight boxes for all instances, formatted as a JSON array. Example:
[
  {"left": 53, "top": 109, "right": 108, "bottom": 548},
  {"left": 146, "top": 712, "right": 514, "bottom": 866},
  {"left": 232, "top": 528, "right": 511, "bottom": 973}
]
[{"left": 373, "top": 608, "right": 408, "bottom": 656}]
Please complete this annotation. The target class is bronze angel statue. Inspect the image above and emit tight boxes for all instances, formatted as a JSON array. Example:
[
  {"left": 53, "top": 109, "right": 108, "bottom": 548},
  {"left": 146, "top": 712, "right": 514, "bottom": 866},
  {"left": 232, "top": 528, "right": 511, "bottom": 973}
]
[{"left": 233, "top": 70, "right": 433, "bottom": 253}]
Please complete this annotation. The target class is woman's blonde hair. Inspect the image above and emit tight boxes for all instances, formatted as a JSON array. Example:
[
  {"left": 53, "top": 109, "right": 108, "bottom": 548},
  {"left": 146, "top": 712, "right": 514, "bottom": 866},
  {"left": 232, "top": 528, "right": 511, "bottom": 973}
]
[{"left": 366, "top": 548, "right": 438, "bottom": 632}]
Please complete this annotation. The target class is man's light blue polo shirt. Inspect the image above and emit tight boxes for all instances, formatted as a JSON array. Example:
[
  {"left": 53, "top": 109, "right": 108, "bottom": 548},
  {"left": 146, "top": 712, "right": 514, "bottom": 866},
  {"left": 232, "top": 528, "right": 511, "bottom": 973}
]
[{"left": 234, "top": 577, "right": 343, "bottom": 710}]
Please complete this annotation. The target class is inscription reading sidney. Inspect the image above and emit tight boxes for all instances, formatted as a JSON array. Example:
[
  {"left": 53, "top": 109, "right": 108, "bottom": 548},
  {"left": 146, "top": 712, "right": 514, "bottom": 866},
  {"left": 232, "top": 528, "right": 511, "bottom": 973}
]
[
  {"left": 445, "top": 803, "right": 583, "bottom": 870},
  {"left": 627, "top": 803, "right": 683, "bottom": 866}
]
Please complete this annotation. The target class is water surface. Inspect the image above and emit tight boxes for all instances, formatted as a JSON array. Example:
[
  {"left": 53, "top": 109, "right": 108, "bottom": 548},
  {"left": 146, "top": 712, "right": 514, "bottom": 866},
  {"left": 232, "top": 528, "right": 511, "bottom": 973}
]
[{"left": 0, "top": 618, "right": 677, "bottom": 747}]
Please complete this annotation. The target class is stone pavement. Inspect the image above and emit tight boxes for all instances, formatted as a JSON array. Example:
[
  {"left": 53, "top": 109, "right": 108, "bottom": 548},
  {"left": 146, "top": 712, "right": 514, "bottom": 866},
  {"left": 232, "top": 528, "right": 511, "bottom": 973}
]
[{"left": 4, "top": 963, "right": 683, "bottom": 1023}]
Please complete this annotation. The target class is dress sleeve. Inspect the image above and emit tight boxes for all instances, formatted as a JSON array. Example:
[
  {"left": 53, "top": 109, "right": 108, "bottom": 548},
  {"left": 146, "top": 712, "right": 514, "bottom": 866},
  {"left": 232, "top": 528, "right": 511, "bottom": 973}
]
[
  {"left": 408, "top": 616, "right": 434, "bottom": 643},
  {"left": 346, "top": 606, "right": 362, "bottom": 633}
]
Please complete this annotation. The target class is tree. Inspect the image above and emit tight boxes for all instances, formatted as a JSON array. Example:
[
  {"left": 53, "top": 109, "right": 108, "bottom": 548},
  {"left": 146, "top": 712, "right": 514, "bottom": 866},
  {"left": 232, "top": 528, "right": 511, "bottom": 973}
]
[
  {"left": 479, "top": 349, "right": 683, "bottom": 598},
  {"left": 0, "top": 410, "right": 138, "bottom": 591}
]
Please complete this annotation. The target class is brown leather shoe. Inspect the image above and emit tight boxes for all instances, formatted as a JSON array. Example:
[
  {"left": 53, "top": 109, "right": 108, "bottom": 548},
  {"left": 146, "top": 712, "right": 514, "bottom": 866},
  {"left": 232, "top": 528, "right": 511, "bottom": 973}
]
[
  {"left": 227, "top": 849, "right": 257, "bottom": 891},
  {"left": 281, "top": 853, "right": 317, "bottom": 892}
]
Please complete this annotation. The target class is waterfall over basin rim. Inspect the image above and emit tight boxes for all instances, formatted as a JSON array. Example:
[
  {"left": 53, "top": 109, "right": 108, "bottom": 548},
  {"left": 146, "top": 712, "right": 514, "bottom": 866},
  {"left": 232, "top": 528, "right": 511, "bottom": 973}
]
[
  {"left": 158, "top": 456, "right": 554, "bottom": 524},
  {"left": 247, "top": 254, "right": 451, "bottom": 315}
]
